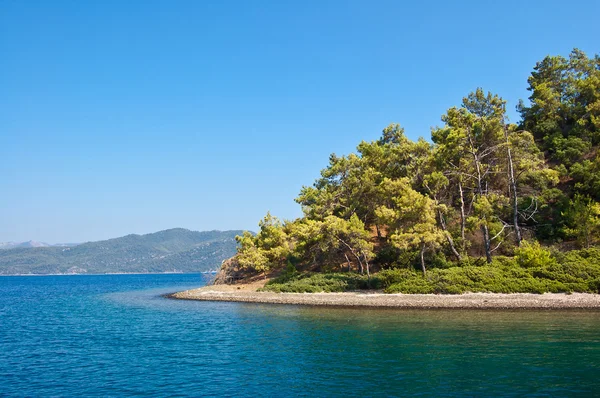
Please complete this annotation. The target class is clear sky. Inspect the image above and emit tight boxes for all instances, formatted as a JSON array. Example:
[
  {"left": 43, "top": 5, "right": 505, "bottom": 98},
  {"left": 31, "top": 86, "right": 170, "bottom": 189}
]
[{"left": 1, "top": 0, "right": 598, "bottom": 243}]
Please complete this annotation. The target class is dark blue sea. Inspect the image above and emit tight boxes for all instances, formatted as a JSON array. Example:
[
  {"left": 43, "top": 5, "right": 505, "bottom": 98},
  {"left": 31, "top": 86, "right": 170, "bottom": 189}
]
[{"left": 1, "top": 274, "right": 599, "bottom": 397}]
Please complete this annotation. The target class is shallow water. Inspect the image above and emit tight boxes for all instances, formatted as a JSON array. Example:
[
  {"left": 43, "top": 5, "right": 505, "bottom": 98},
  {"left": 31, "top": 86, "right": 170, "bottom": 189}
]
[{"left": 1, "top": 274, "right": 599, "bottom": 396}]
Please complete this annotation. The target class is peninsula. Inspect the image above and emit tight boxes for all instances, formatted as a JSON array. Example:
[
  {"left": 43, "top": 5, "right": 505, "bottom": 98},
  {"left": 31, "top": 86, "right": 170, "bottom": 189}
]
[
  {"left": 173, "top": 49, "right": 600, "bottom": 304},
  {"left": 170, "top": 283, "right": 600, "bottom": 309}
]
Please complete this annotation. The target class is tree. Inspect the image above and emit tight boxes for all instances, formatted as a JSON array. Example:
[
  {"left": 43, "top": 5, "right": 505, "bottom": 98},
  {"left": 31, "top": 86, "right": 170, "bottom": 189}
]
[
  {"left": 323, "top": 214, "right": 374, "bottom": 278},
  {"left": 290, "top": 215, "right": 374, "bottom": 277},
  {"left": 518, "top": 49, "right": 600, "bottom": 240},
  {"left": 422, "top": 171, "right": 462, "bottom": 261},
  {"left": 236, "top": 212, "right": 290, "bottom": 272},
  {"left": 375, "top": 178, "right": 445, "bottom": 275},
  {"left": 434, "top": 89, "right": 508, "bottom": 262},
  {"left": 232, "top": 49, "right": 600, "bottom": 284},
  {"left": 504, "top": 126, "right": 560, "bottom": 245},
  {"left": 519, "top": 49, "right": 600, "bottom": 161},
  {"left": 563, "top": 195, "right": 600, "bottom": 249},
  {"left": 570, "top": 154, "right": 600, "bottom": 201},
  {"left": 431, "top": 125, "right": 471, "bottom": 252}
]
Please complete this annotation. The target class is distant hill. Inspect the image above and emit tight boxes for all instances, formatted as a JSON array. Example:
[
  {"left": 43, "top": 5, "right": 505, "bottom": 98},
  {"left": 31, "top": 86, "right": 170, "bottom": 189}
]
[
  {"left": 0, "top": 241, "right": 68, "bottom": 249},
  {"left": 0, "top": 228, "right": 243, "bottom": 275}
]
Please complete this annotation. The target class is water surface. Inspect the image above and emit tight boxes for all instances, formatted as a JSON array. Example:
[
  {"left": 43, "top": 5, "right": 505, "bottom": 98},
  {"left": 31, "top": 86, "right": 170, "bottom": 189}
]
[{"left": 1, "top": 274, "right": 599, "bottom": 396}]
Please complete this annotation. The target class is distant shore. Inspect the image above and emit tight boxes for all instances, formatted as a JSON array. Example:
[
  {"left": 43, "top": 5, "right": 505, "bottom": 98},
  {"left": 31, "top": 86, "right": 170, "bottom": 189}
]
[{"left": 169, "top": 283, "right": 600, "bottom": 309}]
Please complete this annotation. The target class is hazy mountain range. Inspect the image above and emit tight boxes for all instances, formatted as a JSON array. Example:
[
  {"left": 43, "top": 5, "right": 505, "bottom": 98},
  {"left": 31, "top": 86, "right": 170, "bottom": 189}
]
[
  {"left": 0, "top": 241, "right": 78, "bottom": 250},
  {"left": 0, "top": 228, "right": 243, "bottom": 275}
]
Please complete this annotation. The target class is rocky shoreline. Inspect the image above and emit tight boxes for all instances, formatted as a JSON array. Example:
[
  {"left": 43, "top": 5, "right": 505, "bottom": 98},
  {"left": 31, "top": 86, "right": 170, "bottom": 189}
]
[{"left": 168, "top": 284, "right": 600, "bottom": 309}]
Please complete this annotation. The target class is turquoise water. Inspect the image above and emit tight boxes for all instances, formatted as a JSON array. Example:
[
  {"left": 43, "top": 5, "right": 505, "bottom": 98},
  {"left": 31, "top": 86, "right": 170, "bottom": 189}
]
[{"left": 1, "top": 274, "right": 599, "bottom": 397}]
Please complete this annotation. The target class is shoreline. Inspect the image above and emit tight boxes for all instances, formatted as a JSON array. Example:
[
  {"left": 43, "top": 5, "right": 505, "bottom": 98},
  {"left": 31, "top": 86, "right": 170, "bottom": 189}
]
[
  {"left": 0, "top": 271, "right": 217, "bottom": 277},
  {"left": 168, "top": 284, "right": 600, "bottom": 310}
]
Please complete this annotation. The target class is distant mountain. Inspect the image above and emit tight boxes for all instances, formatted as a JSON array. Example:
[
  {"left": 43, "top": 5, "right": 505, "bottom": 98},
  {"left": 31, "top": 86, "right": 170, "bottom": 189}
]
[
  {"left": 0, "top": 241, "right": 80, "bottom": 250},
  {"left": 21, "top": 240, "right": 50, "bottom": 248},
  {"left": 0, "top": 228, "right": 243, "bottom": 275},
  {"left": 0, "top": 241, "right": 50, "bottom": 249}
]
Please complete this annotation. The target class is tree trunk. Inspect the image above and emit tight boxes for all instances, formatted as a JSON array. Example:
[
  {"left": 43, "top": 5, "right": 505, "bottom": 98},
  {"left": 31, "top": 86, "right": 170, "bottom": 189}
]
[
  {"left": 505, "top": 125, "right": 522, "bottom": 245},
  {"left": 420, "top": 243, "right": 427, "bottom": 276},
  {"left": 481, "top": 224, "right": 492, "bottom": 263},
  {"left": 351, "top": 249, "right": 364, "bottom": 274},
  {"left": 471, "top": 147, "right": 492, "bottom": 264},
  {"left": 364, "top": 255, "right": 371, "bottom": 287},
  {"left": 338, "top": 238, "right": 364, "bottom": 274},
  {"left": 438, "top": 209, "right": 462, "bottom": 261},
  {"left": 585, "top": 223, "right": 590, "bottom": 249},
  {"left": 458, "top": 180, "right": 466, "bottom": 250},
  {"left": 344, "top": 253, "right": 352, "bottom": 272}
]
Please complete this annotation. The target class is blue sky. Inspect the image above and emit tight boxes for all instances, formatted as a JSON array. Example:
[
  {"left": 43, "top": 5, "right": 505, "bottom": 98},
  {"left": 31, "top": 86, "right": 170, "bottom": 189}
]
[{"left": 1, "top": 0, "right": 598, "bottom": 243}]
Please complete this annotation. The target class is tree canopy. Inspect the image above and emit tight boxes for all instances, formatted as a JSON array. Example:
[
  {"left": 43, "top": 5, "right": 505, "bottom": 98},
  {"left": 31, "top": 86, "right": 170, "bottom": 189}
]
[{"left": 235, "top": 49, "right": 600, "bottom": 277}]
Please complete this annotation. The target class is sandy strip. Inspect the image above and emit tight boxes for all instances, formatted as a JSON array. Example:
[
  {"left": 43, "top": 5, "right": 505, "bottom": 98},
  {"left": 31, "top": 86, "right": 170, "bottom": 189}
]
[{"left": 168, "top": 284, "right": 600, "bottom": 309}]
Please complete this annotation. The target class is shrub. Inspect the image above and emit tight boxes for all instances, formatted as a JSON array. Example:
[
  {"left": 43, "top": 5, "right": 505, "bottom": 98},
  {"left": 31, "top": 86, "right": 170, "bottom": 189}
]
[
  {"left": 458, "top": 256, "right": 488, "bottom": 267},
  {"left": 559, "top": 248, "right": 600, "bottom": 279},
  {"left": 490, "top": 256, "right": 518, "bottom": 268},
  {"left": 428, "top": 253, "right": 454, "bottom": 269},
  {"left": 587, "top": 278, "right": 600, "bottom": 293},
  {"left": 514, "top": 241, "right": 557, "bottom": 268},
  {"left": 374, "top": 244, "right": 403, "bottom": 268},
  {"left": 378, "top": 268, "right": 419, "bottom": 288},
  {"left": 392, "top": 250, "right": 419, "bottom": 269},
  {"left": 385, "top": 278, "right": 434, "bottom": 294},
  {"left": 260, "top": 272, "right": 377, "bottom": 293},
  {"left": 260, "top": 245, "right": 600, "bottom": 294}
]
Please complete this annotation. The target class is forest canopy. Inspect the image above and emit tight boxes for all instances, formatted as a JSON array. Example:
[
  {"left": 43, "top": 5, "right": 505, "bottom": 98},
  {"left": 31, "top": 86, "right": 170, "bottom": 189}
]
[{"left": 233, "top": 49, "right": 600, "bottom": 290}]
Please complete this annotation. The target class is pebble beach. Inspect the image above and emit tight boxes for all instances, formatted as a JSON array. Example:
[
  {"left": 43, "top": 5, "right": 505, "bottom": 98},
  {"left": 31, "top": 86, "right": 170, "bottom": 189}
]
[{"left": 169, "top": 283, "right": 600, "bottom": 309}]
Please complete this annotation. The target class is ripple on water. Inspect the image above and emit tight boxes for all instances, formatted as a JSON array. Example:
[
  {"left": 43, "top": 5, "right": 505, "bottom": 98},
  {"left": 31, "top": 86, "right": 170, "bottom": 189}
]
[{"left": 1, "top": 274, "right": 599, "bottom": 397}]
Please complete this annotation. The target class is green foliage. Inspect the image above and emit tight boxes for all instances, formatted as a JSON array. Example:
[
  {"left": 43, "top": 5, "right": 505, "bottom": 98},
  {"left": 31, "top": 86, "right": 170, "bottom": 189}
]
[
  {"left": 282, "top": 259, "right": 298, "bottom": 279},
  {"left": 570, "top": 155, "right": 600, "bottom": 200},
  {"left": 514, "top": 241, "right": 557, "bottom": 268},
  {"left": 375, "top": 177, "right": 445, "bottom": 272},
  {"left": 386, "top": 278, "right": 435, "bottom": 294},
  {"left": 259, "top": 272, "right": 380, "bottom": 293},
  {"left": 378, "top": 268, "right": 421, "bottom": 288},
  {"left": 519, "top": 49, "right": 600, "bottom": 156},
  {"left": 553, "top": 248, "right": 600, "bottom": 280},
  {"left": 236, "top": 213, "right": 290, "bottom": 272},
  {"left": 383, "top": 261, "right": 594, "bottom": 295},
  {"left": 518, "top": 48, "right": 600, "bottom": 240},
  {"left": 562, "top": 195, "right": 600, "bottom": 248},
  {"left": 227, "top": 49, "right": 600, "bottom": 285},
  {"left": 256, "top": 247, "right": 600, "bottom": 294}
]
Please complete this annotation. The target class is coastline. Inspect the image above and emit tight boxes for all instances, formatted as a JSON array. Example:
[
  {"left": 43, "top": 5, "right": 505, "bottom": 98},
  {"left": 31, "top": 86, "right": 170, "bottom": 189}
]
[
  {"left": 168, "top": 283, "right": 600, "bottom": 309},
  {"left": 0, "top": 271, "right": 217, "bottom": 277}
]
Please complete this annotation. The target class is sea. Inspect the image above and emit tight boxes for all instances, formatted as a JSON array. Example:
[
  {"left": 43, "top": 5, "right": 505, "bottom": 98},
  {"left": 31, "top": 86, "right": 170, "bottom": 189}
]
[{"left": 0, "top": 273, "right": 599, "bottom": 397}]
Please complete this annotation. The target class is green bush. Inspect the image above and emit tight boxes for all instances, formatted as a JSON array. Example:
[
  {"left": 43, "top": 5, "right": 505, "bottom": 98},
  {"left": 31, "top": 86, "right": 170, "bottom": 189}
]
[
  {"left": 559, "top": 248, "right": 600, "bottom": 279},
  {"left": 259, "top": 272, "right": 378, "bottom": 293},
  {"left": 392, "top": 250, "right": 419, "bottom": 269},
  {"left": 385, "top": 278, "right": 434, "bottom": 294},
  {"left": 259, "top": 245, "right": 600, "bottom": 294},
  {"left": 428, "top": 253, "right": 454, "bottom": 269},
  {"left": 458, "top": 256, "right": 488, "bottom": 267},
  {"left": 490, "top": 256, "right": 518, "bottom": 268},
  {"left": 378, "top": 268, "right": 420, "bottom": 288},
  {"left": 587, "top": 278, "right": 600, "bottom": 293},
  {"left": 514, "top": 240, "right": 557, "bottom": 268},
  {"left": 374, "top": 244, "right": 403, "bottom": 268}
]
